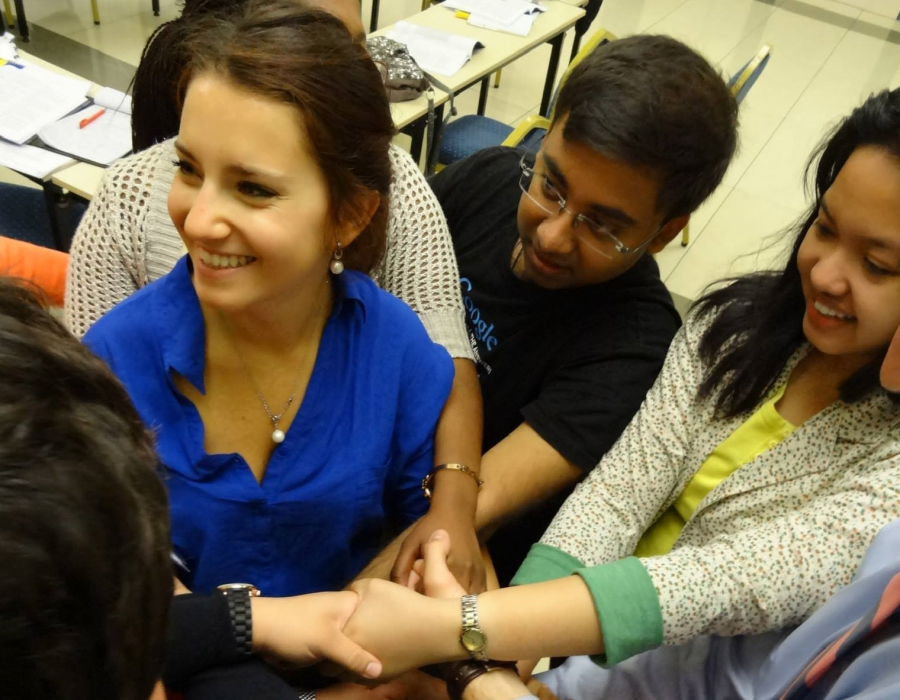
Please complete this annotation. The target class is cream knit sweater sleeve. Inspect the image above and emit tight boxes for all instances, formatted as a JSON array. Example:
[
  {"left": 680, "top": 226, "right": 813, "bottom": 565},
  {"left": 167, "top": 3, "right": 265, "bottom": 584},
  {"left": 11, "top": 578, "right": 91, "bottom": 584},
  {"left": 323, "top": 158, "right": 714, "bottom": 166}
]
[
  {"left": 64, "top": 144, "right": 163, "bottom": 338},
  {"left": 375, "top": 145, "right": 472, "bottom": 360},
  {"left": 64, "top": 140, "right": 473, "bottom": 360}
]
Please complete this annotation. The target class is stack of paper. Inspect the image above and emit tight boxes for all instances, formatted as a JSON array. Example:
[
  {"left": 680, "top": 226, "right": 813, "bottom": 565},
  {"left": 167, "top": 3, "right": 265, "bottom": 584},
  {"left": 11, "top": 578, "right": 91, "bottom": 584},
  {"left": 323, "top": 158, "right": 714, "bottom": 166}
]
[
  {"left": 387, "top": 22, "right": 483, "bottom": 77},
  {"left": 442, "top": 0, "right": 545, "bottom": 36},
  {"left": 0, "top": 140, "right": 74, "bottom": 180},
  {"left": 0, "top": 61, "right": 90, "bottom": 144},
  {"left": 38, "top": 102, "right": 132, "bottom": 167}
]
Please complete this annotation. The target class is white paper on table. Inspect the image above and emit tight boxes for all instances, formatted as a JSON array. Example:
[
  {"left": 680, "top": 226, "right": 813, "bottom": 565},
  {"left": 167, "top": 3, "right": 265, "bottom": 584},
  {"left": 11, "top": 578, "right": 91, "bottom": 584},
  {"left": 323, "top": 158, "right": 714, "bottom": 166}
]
[
  {"left": 471, "top": 0, "right": 542, "bottom": 26},
  {"left": 0, "top": 32, "right": 17, "bottom": 62},
  {"left": 387, "top": 21, "right": 483, "bottom": 77},
  {"left": 92, "top": 86, "right": 133, "bottom": 115},
  {"left": 0, "top": 139, "right": 75, "bottom": 179},
  {"left": 38, "top": 105, "right": 132, "bottom": 166},
  {"left": 441, "top": 0, "right": 545, "bottom": 13},
  {"left": 0, "top": 61, "right": 90, "bottom": 144},
  {"left": 468, "top": 11, "right": 537, "bottom": 36}
]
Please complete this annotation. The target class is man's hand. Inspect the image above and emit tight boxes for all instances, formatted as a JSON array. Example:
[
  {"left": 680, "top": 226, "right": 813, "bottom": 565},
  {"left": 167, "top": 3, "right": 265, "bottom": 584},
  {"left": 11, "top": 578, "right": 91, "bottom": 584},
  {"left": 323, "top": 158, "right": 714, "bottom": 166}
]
[
  {"left": 250, "top": 592, "right": 383, "bottom": 680},
  {"left": 394, "top": 511, "right": 486, "bottom": 593}
]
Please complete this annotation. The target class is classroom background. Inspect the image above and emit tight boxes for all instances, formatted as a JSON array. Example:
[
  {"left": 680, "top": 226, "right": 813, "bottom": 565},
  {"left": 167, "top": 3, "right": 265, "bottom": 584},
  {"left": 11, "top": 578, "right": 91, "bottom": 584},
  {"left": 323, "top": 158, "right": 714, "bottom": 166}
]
[{"left": 4, "top": 0, "right": 900, "bottom": 311}]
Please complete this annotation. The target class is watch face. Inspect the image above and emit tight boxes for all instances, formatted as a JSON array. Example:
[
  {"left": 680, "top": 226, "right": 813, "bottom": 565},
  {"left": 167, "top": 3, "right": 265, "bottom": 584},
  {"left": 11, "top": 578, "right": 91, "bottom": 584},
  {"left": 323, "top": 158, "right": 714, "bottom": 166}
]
[
  {"left": 217, "top": 583, "right": 261, "bottom": 596},
  {"left": 461, "top": 628, "right": 487, "bottom": 651}
]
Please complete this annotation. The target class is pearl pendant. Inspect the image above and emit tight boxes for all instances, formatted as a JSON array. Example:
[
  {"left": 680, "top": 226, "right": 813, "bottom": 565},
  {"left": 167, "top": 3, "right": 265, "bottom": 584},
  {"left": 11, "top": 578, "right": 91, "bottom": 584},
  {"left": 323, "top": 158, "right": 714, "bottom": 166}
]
[
  {"left": 330, "top": 259, "right": 344, "bottom": 275},
  {"left": 272, "top": 429, "right": 285, "bottom": 444}
]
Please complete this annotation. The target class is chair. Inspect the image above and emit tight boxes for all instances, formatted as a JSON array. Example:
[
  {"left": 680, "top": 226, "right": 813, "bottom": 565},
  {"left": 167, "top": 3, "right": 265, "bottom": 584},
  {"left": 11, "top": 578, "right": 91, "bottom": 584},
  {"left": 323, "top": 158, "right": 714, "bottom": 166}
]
[
  {"left": 680, "top": 44, "right": 772, "bottom": 246},
  {"left": 0, "top": 183, "right": 87, "bottom": 252},
  {"left": 437, "top": 28, "right": 617, "bottom": 167}
]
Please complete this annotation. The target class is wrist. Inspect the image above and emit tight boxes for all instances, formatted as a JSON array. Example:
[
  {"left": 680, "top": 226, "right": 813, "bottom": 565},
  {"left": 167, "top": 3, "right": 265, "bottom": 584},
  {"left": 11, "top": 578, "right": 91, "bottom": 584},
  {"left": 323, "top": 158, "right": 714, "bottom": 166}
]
[
  {"left": 248, "top": 596, "right": 271, "bottom": 652},
  {"left": 462, "top": 669, "right": 526, "bottom": 700},
  {"left": 429, "top": 470, "right": 479, "bottom": 518},
  {"left": 433, "top": 598, "right": 471, "bottom": 664},
  {"left": 449, "top": 663, "right": 522, "bottom": 700}
]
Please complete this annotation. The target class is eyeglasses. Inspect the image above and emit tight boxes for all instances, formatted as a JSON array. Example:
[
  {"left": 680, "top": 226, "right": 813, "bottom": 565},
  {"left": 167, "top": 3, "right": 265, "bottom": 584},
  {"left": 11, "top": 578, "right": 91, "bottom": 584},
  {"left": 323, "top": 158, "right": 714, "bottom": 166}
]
[{"left": 518, "top": 154, "right": 659, "bottom": 259}]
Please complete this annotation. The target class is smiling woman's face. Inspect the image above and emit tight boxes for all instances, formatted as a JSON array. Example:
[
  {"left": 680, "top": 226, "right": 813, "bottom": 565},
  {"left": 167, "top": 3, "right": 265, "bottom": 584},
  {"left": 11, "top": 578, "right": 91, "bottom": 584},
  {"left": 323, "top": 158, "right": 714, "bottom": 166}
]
[
  {"left": 798, "top": 146, "right": 900, "bottom": 362},
  {"left": 168, "top": 73, "right": 335, "bottom": 314}
]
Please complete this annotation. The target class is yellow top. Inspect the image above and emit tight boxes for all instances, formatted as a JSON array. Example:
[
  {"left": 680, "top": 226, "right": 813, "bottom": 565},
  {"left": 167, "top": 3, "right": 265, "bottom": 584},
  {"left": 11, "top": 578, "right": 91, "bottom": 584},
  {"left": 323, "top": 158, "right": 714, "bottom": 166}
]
[{"left": 634, "top": 384, "right": 796, "bottom": 559}]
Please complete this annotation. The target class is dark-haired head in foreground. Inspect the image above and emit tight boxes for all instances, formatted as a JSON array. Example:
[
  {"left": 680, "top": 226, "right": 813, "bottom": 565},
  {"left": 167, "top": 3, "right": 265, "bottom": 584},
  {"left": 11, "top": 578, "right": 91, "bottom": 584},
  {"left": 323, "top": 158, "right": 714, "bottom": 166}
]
[{"left": 0, "top": 279, "right": 171, "bottom": 700}]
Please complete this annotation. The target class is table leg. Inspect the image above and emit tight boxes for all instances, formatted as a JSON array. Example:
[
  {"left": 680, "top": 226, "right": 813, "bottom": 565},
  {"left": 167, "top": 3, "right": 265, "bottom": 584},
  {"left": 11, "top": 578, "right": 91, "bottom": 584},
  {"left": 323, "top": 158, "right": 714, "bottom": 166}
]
[
  {"left": 42, "top": 184, "right": 70, "bottom": 252},
  {"left": 477, "top": 76, "right": 490, "bottom": 116},
  {"left": 12, "top": 0, "right": 27, "bottom": 42},
  {"left": 407, "top": 121, "right": 425, "bottom": 165},
  {"left": 369, "top": 0, "right": 380, "bottom": 32},
  {"left": 570, "top": 30, "right": 583, "bottom": 63},
  {"left": 540, "top": 34, "right": 564, "bottom": 117},
  {"left": 425, "top": 103, "right": 445, "bottom": 173}
]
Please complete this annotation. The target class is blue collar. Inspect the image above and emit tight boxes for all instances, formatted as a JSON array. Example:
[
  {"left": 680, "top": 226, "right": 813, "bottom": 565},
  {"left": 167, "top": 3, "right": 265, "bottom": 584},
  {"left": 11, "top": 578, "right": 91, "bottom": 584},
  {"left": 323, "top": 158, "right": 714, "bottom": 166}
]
[{"left": 154, "top": 257, "right": 368, "bottom": 394}]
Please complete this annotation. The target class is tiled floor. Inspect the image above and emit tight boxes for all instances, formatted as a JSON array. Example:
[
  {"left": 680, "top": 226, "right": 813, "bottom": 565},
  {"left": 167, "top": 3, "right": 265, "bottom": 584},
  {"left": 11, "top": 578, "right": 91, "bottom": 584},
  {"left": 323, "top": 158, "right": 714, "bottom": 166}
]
[{"left": 6, "top": 0, "right": 900, "bottom": 301}]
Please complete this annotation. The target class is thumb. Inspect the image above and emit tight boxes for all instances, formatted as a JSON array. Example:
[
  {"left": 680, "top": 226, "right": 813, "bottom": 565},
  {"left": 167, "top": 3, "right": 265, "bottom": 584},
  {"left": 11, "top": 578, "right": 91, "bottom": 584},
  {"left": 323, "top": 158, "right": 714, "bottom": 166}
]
[
  {"left": 320, "top": 632, "right": 383, "bottom": 681},
  {"left": 422, "top": 530, "right": 465, "bottom": 598}
]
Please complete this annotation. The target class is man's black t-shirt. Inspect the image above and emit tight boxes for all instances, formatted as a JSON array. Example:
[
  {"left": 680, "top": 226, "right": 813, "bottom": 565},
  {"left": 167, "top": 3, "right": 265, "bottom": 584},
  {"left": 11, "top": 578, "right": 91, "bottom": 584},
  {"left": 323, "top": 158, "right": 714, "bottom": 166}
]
[{"left": 430, "top": 147, "right": 681, "bottom": 584}]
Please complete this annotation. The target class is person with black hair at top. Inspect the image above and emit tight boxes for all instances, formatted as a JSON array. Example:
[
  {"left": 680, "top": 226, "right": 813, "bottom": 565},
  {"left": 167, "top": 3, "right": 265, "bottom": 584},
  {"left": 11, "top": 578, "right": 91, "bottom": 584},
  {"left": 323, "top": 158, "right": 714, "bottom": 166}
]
[
  {"left": 409, "top": 35, "right": 737, "bottom": 587},
  {"left": 66, "top": 0, "right": 487, "bottom": 593}
]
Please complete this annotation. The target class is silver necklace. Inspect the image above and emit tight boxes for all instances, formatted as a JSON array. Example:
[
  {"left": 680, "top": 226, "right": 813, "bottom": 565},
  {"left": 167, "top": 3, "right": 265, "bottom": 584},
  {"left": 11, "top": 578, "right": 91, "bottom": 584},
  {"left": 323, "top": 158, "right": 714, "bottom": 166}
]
[
  {"left": 222, "top": 284, "right": 330, "bottom": 445},
  {"left": 229, "top": 340, "right": 306, "bottom": 444}
]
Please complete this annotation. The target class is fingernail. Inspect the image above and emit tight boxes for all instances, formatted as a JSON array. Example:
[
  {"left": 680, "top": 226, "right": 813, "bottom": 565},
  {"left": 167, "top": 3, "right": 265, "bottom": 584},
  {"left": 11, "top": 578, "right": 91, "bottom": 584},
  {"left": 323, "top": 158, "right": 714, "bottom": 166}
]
[
  {"left": 364, "top": 661, "right": 382, "bottom": 679},
  {"left": 428, "top": 530, "right": 443, "bottom": 542}
]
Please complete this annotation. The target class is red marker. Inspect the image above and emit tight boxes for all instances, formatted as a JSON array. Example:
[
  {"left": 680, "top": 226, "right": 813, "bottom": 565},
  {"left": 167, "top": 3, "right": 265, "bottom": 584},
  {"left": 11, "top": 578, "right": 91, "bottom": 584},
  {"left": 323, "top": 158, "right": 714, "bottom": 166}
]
[{"left": 79, "top": 108, "right": 106, "bottom": 129}]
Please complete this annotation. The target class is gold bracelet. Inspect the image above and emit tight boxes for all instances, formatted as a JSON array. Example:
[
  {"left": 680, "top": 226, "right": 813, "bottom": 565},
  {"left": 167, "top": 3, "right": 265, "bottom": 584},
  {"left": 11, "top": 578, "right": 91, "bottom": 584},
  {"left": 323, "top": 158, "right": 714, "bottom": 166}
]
[{"left": 421, "top": 463, "right": 483, "bottom": 500}]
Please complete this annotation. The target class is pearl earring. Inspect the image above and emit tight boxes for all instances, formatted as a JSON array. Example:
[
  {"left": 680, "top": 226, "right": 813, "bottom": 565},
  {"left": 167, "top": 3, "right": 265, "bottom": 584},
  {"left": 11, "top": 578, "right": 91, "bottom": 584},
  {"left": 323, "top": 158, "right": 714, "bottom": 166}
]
[{"left": 330, "top": 241, "right": 344, "bottom": 275}]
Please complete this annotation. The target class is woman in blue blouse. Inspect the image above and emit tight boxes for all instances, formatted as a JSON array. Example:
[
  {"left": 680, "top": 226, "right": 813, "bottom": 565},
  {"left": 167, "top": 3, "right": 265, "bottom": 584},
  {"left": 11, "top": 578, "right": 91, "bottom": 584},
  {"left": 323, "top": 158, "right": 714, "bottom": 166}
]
[{"left": 84, "top": 3, "right": 456, "bottom": 597}]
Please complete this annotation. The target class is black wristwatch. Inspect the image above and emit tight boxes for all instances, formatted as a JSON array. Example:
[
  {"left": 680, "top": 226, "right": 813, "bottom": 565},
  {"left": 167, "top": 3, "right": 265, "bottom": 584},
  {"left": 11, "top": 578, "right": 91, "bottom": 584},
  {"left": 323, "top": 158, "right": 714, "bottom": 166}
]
[
  {"left": 446, "top": 660, "right": 518, "bottom": 700},
  {"left": 217, "top": 583, "right": 261, "bottom": 656}
]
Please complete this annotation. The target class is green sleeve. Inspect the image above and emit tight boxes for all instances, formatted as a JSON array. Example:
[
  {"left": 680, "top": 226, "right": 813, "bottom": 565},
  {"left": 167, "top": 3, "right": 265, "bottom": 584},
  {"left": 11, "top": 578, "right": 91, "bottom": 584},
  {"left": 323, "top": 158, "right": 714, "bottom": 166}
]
[
  {"left": 511, "top": 543, "right": 584, "bottom": 585},
  {"left": 513, "top": 546, "right": 663, "bottom": 667},
  {"left": 576, "top": 557, "right": 663, "bottom": 666}
]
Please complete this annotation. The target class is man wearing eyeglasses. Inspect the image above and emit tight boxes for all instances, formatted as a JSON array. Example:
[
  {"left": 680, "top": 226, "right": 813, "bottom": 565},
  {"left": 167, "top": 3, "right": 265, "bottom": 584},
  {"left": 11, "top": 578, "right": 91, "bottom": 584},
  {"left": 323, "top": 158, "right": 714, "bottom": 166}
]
[{"left": 427, "top": 35, "right": 739, "bottom": 586}]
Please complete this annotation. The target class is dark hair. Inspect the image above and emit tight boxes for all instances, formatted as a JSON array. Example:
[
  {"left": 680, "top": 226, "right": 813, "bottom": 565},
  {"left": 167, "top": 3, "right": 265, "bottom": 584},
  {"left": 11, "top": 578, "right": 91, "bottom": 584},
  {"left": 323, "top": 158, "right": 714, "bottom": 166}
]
[
  {"left": 553, "top": 35, "right": 738, "bottom": 221},
  {"left": 171, "top": 1, "right": 393, "bottom": 273},
  {"left": 132, "top": 0, "right": 267, "bottom": 150},
  {"left": 0, "top": 280, "right": 172, "bottom": 700},
  {"left": 694, "top": 88, "right": 900, "bottom": 418}
]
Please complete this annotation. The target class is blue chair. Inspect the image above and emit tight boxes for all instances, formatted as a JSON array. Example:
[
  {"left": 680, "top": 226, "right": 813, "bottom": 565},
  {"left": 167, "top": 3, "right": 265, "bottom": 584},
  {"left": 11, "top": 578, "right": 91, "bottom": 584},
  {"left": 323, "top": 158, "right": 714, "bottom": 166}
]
[
  {"left": 0, "top": 183, "right": 87, "bottom": 251},
  {"left": 437, "top": 27, "right": 617, "bottom": 168}
]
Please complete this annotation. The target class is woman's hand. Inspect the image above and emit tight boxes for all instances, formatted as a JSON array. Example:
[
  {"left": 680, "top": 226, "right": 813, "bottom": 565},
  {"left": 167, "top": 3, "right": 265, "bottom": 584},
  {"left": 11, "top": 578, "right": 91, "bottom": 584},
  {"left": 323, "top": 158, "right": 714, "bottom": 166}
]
[{"left": 250, "top": 591, "right": 383, "bottom": 680}]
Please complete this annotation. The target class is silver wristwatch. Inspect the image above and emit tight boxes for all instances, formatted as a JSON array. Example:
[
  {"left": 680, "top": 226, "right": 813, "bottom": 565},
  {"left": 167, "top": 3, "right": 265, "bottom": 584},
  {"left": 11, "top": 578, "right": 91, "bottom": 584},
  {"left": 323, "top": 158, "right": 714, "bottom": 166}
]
[{"left": 459, "top": 594, "right": 488, "bottom": 661}]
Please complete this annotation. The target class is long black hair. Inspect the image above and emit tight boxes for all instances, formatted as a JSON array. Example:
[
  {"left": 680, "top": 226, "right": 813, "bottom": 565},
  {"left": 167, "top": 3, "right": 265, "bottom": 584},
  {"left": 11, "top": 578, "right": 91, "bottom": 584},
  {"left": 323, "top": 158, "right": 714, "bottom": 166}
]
[{"left": 694, "top": 88, "right": 900, "bottom": 418}]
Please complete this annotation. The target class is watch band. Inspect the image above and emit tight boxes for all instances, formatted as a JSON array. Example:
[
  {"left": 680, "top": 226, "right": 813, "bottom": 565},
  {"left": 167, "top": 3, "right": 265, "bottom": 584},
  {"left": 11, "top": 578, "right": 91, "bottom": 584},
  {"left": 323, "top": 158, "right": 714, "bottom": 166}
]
[
  {"left": 446, "top": 660, "right": 518, "bottom": 700},
  {"left": 460, "top": 594, "right": 488, "bottom": 661},
  {"left": 222, "top": 587, "right": 254, "bottom": 656}
]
